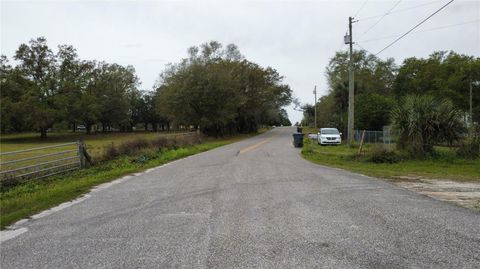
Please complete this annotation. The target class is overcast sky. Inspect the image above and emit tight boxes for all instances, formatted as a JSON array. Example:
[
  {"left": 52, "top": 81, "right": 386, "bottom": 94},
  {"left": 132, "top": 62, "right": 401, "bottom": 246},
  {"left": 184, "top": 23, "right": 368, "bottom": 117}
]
[{"left": 1, "top": 0, "right": 479, "bottom": 123}]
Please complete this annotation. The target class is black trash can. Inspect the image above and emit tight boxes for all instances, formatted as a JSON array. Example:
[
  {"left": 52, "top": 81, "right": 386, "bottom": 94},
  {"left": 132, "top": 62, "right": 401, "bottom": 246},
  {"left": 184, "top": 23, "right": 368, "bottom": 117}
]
[
  {"left": 297, "top": 127, "right": 303, "bottom": 133},
  {"left": 292, "top": 133, "right": 305, "bottom": 148}
]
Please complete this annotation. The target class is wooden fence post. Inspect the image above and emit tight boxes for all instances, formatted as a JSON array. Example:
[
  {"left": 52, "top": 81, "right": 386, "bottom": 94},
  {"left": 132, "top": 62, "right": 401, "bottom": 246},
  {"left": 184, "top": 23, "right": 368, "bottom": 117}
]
[
  {"left": 78, "top": 140, "right": 92, "bottom": 168},
  {"left": 358, "top": 130, "right": 366, "bottom": 155},
  {"left": 78, "top": 140, "right": 86, "bottom": 168}
]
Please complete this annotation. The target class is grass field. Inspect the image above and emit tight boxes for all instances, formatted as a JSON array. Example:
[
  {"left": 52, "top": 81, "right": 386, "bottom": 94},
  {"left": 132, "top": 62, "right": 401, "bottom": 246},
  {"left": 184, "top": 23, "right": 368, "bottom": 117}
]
[
  {"left": 0, "top": 131, "right": 196, "bottom": 172},
  {"left": 301, "top": 138, "right": 480, "bottom": 182},
  {"left": 0, "top": 132, "right": 256, "bottom": 229},
  {"left": 0, "top": 131, "right": 182, "bottom": 157}
]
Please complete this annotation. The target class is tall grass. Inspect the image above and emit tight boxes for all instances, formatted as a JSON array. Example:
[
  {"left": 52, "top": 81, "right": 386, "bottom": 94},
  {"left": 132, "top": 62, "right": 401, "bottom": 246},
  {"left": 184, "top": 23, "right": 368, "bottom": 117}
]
[{"left": 97, "top": 133, "right": 203, "bottom": 162}]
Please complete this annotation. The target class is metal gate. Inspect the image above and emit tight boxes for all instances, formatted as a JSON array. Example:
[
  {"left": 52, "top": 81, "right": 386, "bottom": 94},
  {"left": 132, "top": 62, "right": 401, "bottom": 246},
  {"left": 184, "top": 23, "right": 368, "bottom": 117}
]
[{"left": 0, "top": 142, "right": 84, "bottom": 184}]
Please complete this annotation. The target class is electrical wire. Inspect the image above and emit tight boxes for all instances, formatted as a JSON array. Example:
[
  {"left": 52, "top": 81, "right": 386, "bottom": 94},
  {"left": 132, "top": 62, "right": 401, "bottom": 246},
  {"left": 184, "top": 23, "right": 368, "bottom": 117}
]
[
  {"left": 375, "top": 0, "right": 455, "bottom": 56},
  {"left": 357, "top": 0, "right": 442, "bottom": 22},
  {"left": 359, "top": 0, "right": 402, "bottom": 38},
  {"left": 353, "top": 0, "right": 369, "bottom": 18},
  {"left": 358, "top": 19, "right": 478, "bottom": 43},
  {"left": 355, "top": 43, "right": 376, "bottom": 57}
]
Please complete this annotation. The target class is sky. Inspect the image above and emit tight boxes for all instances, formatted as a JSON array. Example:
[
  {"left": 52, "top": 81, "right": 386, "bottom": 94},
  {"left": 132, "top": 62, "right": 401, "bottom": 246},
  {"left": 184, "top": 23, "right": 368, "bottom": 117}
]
[{"left": 1, "top": 0, "right": 479, "bottom": 123}]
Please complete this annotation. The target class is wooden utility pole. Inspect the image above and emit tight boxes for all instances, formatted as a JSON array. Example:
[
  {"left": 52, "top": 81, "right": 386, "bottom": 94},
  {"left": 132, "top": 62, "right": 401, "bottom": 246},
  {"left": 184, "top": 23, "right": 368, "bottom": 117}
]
[
  {"left": 347, "top": 17, "right": 355, "bottom": 146},
  {"left": 314, "top": 85, "right": 317, "bottom": 130},
  {"left": 470, "top": 77, "right": 473, "bottom": 127}
]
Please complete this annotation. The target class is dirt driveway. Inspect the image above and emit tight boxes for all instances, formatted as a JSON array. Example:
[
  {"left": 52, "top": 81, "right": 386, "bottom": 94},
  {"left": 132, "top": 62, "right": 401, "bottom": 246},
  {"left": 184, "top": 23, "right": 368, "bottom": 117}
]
[{"left": 390, "top": 176, "right": 480, "bottom": 211}]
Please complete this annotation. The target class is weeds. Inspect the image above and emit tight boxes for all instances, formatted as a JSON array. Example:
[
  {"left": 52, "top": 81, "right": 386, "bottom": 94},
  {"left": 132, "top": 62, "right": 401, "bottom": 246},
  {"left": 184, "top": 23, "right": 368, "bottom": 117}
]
[
  {"left": 368, "top": 145, "right": 401, "bottom": 164},
  {"left": 458, "top": 124, "right": 480, "bottom": 159},
  {"left": 457, "top": 135, "right": 480, "bottom": 160},
  {"left": 97, "top": 134, "right": 204, "bottom": 163}
]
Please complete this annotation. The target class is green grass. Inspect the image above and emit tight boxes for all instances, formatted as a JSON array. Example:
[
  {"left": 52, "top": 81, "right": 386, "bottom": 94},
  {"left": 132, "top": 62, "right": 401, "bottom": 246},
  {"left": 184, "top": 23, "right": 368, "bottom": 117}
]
[
  {"left": 0, "top": 135, "right": 249, "bottom": 229},
  {"left": 301, "top": 138, "right": 480, "bottom": 182}
]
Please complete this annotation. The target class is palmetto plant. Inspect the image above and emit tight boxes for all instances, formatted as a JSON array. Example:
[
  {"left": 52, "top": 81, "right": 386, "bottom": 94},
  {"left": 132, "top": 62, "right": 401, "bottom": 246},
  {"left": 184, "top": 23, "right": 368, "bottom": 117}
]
[{"left": 391, "top": 95, "right": 465, "bottom": 156}]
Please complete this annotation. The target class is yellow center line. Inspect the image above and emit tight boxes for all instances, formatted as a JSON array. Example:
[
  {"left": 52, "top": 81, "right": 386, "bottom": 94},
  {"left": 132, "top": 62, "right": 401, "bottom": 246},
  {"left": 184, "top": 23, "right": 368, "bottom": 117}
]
[{"left": 238, "top": 137, "right": 274, "bottom": 154}]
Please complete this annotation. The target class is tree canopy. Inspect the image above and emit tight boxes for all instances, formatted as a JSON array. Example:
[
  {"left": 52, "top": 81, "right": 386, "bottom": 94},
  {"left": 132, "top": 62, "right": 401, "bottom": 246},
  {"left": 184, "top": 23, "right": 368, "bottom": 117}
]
[
  {"left": 394, "top": 51, "right": 480, "bottom": 123},
  {"left": 0, "top": 37, "right": 161, "bottom": 136},
  {"left": 1, "top": 38, "right": 292, "bottom": 137},
  {"left": 303, "top": 49, "right": 479, "bottom": 134},
  {"left": 303, "top": 50, "right": 397, "bottom": 132},
  {"left": 154, "top": 41, "right": 292, "bottom": 136}
]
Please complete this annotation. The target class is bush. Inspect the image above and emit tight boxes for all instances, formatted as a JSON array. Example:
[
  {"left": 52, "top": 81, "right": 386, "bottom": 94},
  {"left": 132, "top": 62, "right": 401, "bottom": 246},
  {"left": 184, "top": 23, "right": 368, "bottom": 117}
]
[
  {"left": 368, "top": 145, "right": 401, "bottom": 163},
  {"left": 0, "top": 175, "right": 20, "bottom": 189},
  {"left": 102, "top": 143, "right": 120, "bottom": 162},
  {"left": 151, "top": 137, "right": 168, "bottom": 149},
  {"left": 457, "top": 138, "right": 480, "bottom": 159},
  {"left": 391, "top": 95, "right": 465, "bottom": 157},
  {"left": 171, "top": 134, "right": 204, "bottom": 147},
  {"left": 118, "top": 138, "right": 150, "bottom": 155}
]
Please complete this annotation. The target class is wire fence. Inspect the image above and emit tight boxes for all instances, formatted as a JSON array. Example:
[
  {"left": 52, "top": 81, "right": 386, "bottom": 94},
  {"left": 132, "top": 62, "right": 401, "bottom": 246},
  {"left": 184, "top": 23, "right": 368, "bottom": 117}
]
[
  {"left": 0, "top": 142, "right": 88, "bottom": 186},
  {"left": 354, "top": 127, "right": 397, "bottom": 145}
]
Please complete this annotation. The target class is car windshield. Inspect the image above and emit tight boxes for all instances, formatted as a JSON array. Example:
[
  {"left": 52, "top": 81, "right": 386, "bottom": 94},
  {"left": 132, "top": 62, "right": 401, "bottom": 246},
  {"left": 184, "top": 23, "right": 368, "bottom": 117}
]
[{"left": 321, "top": 129, "right": 339, "bottom": 135}]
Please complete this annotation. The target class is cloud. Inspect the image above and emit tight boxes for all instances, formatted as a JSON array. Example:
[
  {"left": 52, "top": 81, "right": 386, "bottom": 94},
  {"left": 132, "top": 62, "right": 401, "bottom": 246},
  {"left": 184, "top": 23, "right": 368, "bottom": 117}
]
[
  {"left": 121, "top": 43, "right": 144, "bottom": 48},
  {"left": 1, "top": 0, "right": 478, "bottom": 123},
  {"left": 143, "top": 58, "right": 168, "bottom": 63}
]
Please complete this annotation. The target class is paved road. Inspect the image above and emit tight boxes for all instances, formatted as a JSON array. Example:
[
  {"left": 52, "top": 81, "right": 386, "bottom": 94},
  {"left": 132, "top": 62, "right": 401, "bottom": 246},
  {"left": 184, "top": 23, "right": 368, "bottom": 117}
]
[{"left": 1, "top": 127, "right": 479, "bottom": 268}]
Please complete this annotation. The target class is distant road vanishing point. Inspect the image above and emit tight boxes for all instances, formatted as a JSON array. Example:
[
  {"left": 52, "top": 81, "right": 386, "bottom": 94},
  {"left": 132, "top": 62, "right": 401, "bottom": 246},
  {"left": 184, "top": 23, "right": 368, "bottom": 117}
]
[{"left": 2, "top": 127, "right": 479, "bottom": 268}]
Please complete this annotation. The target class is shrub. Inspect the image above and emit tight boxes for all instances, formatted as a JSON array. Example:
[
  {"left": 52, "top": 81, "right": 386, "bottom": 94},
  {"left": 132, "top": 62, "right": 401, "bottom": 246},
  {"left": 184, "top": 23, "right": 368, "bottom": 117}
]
[
  {"left": 391, "top": 95, "right": 465, "bottom": 157},
  {"left": 0, "top": 175, "right": 20, "bottom": 189},
  {"left": 151, "top": 137, "right": 168, "bottom": 149},
  {"left": 164, "top": 134, "right": 204, "bottom": 148},
  {"left": 368, "top": 145, "right": 401, "bottom": 163},
  {"left": 177, "top": 134, "right": 204, "bottom": 146},
  {"left": 102, "top": 143, "right": 120, "bottom": 162},
  {"left": 118, "top": 138, "right": 150, "bottom": 155},
  {"left": 457, "top": 136, "right": 480, "bottom": 159}
]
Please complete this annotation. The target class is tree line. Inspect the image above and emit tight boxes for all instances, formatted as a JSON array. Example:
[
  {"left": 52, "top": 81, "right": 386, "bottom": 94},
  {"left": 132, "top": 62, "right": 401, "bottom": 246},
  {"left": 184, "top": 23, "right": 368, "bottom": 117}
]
[
  {"left": 155, "top": 41, "right": 292, "bottom": 136},
  {"left": 1, "top": 37, "right": 292, "bottom": 137},
  {"left": 302, "top": 50, "right": 480, "bottom": 133}
]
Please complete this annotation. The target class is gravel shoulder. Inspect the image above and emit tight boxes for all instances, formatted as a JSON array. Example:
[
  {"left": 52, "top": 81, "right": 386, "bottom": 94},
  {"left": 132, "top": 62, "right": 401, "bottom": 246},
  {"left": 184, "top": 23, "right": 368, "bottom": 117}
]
[{"left": 390, "top": 176, "right": 480, "bottom": 211}]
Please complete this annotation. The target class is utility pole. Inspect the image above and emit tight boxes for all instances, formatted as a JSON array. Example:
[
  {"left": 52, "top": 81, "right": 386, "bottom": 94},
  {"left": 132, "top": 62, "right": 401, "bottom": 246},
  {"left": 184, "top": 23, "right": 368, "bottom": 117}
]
[
  {"left": 346, "top": 16, "right": 355, "bottom": 146},
  {"left": 470, "top": 77, "right": 473, "bottom": 127},
  {"left": 313, "top": 85, "right": 317, "bottom": 130}
]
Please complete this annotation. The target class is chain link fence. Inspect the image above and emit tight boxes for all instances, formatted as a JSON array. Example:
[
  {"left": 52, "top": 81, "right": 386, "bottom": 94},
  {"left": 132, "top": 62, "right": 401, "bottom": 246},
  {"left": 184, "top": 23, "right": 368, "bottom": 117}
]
[{"left": 354, "top": 126, "right": 397, "bottom": 145}]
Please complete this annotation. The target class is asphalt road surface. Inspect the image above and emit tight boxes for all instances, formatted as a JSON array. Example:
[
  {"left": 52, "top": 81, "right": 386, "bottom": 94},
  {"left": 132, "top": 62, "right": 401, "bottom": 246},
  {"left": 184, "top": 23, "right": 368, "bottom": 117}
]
[{"left": 1, "top": 127, "right": 479, "bottom": 268}]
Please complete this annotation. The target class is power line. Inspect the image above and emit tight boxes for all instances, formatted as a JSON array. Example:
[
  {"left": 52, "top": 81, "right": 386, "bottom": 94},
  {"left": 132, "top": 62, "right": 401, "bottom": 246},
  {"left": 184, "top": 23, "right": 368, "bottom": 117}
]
[
  {"left": 358, "top": 19, "right": 478, "bottom": 43},
  {"left": 355, "top": 43, "right": 376, "bottom": 56},
  {"left": 359, "top": 0, "right": 402, "bottom": 38},
  {"left": 353, "top": 0, "right": 369, "bottom": 18},
  {"left": 375, "top": 0, "right": 455, "bottom": 56},
  {"left": 357, "top": 0, "right": 442, "bottom": 22}
]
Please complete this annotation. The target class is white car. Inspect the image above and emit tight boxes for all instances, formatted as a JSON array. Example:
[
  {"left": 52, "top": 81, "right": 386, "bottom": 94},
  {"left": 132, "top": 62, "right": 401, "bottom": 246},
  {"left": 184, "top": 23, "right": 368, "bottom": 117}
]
[{"left": 318, "top": 128, "right": 342, "bottom": 145}]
